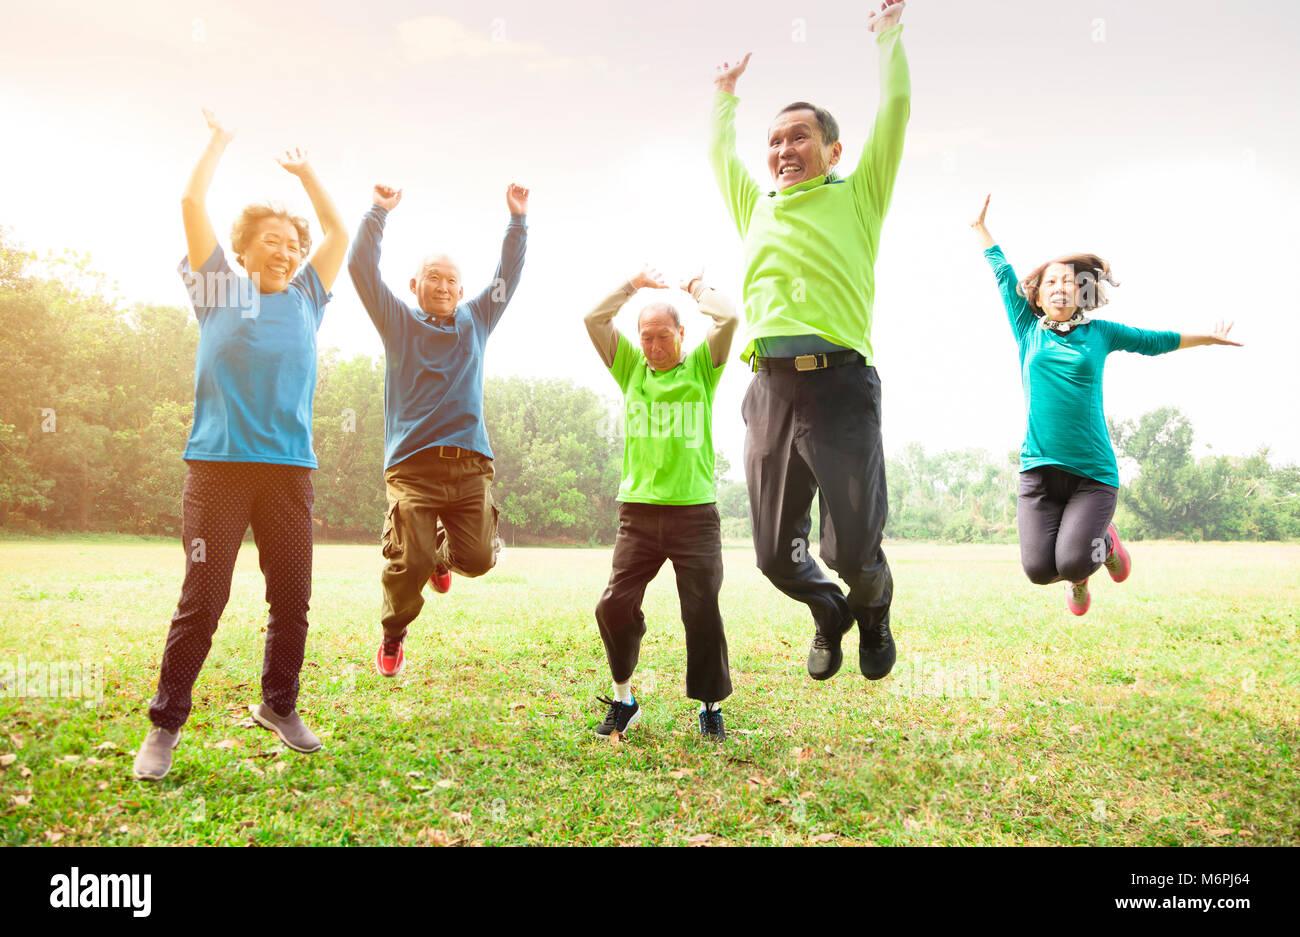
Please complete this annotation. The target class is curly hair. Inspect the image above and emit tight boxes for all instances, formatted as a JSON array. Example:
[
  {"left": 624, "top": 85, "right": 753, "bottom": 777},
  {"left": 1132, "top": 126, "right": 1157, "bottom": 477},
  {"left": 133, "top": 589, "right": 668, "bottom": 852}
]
[
  {"left": 1018, "top": 253, "right": 1119, "bottom": 316},
  {"left": 230, "top": 202, "right": 311, "bottom": 266}
]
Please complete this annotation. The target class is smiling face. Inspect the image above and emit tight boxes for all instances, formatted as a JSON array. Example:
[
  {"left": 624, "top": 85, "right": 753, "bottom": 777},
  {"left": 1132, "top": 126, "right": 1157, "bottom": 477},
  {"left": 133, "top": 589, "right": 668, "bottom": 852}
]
[
  {"left": 410, "top": 256, "right": 464, "bottom": 319},
  {"left": 239, "top": 217, "right": 302, "bottom": 293},
  {"left": 638, "top": 305, "right": 685, "bottom": 372},
  {"left": 1038, "top": 262, "right": 1081, "bottom": 321},
  {"left": 768, "top": 108, "right": 842, "bottom": 190}
]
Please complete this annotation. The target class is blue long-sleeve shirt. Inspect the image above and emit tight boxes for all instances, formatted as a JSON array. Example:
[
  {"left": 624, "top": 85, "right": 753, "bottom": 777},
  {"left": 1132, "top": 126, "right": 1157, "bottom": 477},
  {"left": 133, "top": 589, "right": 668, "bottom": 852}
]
[
  {"left": 348, "top": 205, "right": 526, "bottom": 469},
  {"left": 985, "top": 245, "right": 1180, "bottom": 487}
]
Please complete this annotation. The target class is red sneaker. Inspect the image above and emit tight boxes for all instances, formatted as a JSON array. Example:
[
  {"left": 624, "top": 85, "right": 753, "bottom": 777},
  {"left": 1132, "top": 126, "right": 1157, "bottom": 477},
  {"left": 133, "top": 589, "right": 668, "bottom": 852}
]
[
  {"left": 1067, "top": 579, "right": 1091, "bottom": 616},
  {"left": 376, "top": 635, "right": 405, "bottom": 677},
  {"left": 430, "top": 565, "right": 452, "bottom": 594},
  {"left": 1102, "top": 523, "right": 1131, "bottom": 583}
]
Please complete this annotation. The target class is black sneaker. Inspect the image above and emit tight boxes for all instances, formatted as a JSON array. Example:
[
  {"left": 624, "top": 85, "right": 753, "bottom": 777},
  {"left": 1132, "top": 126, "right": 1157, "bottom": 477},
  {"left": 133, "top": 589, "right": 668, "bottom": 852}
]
[
  {"left": 859, "top": 616, "right": 897, "bottom": 680},
  {"left": 595, "top": 695, "right": 641, "bottom": 737},
  {"left": 807, "top": 608, "right": 852, "bottom": 681},
  {"left": 698, "top": 707, "right": 726, "bottom": 742}
]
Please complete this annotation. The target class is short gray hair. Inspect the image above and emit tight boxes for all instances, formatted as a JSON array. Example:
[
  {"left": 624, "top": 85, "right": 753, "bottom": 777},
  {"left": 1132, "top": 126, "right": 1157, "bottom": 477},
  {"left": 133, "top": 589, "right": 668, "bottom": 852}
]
[
  {"left": 637, "top": 302, "right": 681, "bottom": 330},
  {"left": 414, "top": 253, "right": 461, "bottom": 281}
]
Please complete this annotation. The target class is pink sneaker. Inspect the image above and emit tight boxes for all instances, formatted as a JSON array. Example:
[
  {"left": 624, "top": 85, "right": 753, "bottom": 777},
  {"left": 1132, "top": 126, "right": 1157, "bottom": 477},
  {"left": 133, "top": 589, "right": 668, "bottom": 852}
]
[
  {"left": 1102, "top": 523, "right": 1131, "bottom": 583},
  {"left": 1067, "top": 579, "right": 1091, "bottom": 616}
]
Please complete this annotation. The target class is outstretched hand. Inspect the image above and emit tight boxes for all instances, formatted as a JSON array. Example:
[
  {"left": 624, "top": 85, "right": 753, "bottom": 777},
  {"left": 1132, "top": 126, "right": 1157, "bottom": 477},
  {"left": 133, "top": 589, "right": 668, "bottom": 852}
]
[
  {"left": 372, "top": 184, "right": 403, "bottom": 211},
  {"left": 971, "top": 194, "right": 991, "bottom": 229},
  {"left": 506, "top": 183, "right": 530, "bottom": 215},
  {"left": 713, "top": 53, "right": 751, "bottom": 94},
  {"left": 868, "top": 0, "right": 906, "bottom": 34},
  {"left": 202, "top": 108, "right": 236, "bottom": 143},
  {"left": 1207, "top": 320, "right": 1243, "bottom": 346},
  {"left": 629, "top": 265, "right": 669, "bottom": 292},
  {"left": 276, "top": 147, "right": 312, "bottom": 177}
]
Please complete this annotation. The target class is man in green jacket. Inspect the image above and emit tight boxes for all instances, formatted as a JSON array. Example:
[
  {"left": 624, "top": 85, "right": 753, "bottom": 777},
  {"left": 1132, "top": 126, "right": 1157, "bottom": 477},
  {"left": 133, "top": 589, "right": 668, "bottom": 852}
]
[{"left": 709, "top": 0, "right": 910, "bottom": 682}]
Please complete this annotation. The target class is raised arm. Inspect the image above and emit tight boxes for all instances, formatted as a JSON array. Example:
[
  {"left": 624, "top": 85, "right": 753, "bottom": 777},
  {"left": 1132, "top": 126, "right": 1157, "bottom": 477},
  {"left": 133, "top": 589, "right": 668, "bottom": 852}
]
[
  {"left": 974, "top": 195, "right": 1035, "bottom": 339},
  {"left": 471, "top": 183, "right": 529, "bottom": 332},
  {"left": 585, "top": 266, "right": 665, "bottom": 368},
  {"left": 708, "top": 53, "right": 761, "bottom": 238},
  {"left": 683, "top": 272, "right": 739, "bottom": 368},
  {"left": 182, "top": 109, "right": 234, "bottom": 270},
  {"left": 851, "top": 2, "right": 911, "bottom": 220},
  {"left": 346, "top": 185, "right": 408, "bottom": 334},
  {"left": 970, "top": 193, "right": 996, "bottom": 251},
  {"left": 275, "top": 147, "right": 347, "bottom": 291}
]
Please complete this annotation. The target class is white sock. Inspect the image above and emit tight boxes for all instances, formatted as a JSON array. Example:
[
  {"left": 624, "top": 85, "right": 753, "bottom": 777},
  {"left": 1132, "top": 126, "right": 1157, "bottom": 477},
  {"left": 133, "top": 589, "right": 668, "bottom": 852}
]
[
  {"left": 613, "top": 681, "right": 633, "bottom": 704},
  {"left": 699, "top": 701, "right": 720, "bottom": 712}
]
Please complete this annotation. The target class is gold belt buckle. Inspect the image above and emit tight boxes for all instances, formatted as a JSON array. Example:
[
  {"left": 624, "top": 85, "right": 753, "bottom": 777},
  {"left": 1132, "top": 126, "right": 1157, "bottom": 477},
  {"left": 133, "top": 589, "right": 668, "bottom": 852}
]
[
  {"left": 794, "top": 354, "right": 820, "bottom": 372},
  {"left": 438, "top": 446, "right": 458, "bottom": 459}
]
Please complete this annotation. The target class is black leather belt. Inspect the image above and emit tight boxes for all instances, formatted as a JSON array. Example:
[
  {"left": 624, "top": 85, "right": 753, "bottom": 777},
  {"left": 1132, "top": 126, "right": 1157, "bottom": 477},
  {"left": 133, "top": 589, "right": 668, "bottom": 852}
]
[
  {"left": 752, "top": 350, "right": 864, "bottom": 372},
  {"left": 435, "top": 446, "right": 475, "bottom": 459}
]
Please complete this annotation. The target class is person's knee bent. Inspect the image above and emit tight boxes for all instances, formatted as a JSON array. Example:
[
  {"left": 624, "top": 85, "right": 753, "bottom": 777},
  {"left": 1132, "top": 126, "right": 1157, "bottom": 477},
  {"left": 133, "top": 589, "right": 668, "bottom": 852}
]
[
  {"left": 1022, "top": 558, "right": 1058, "bottom": 585},
  {"left": 1056, "top": 554, "right": 1098, "bottom": 584}
]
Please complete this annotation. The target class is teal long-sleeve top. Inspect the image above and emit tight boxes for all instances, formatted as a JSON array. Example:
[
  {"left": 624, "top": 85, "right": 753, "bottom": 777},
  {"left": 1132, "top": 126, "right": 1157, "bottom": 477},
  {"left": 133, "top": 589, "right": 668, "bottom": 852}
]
[
  {"left": 985, "top": 245, "right": 1180, "bottom": 487},
  {"left": 347, "top": 205, "right": 526, "bottom": 469}
]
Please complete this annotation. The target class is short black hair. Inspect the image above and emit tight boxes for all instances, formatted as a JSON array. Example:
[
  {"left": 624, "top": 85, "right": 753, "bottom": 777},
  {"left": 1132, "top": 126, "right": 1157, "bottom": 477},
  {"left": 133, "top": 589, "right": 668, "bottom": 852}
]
[{"left": 776, "top": 101, "right": 840, "bottom": 146}]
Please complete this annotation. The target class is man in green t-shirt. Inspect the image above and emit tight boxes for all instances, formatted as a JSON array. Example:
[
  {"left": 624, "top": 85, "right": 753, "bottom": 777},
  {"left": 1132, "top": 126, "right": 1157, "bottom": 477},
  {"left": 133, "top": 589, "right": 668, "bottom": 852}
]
[
  {"left": 709, "top": 0, "right": 909, "bottom": 683},
  {"left": 583, "top": 266, "right": 739, "bottom": 742}
]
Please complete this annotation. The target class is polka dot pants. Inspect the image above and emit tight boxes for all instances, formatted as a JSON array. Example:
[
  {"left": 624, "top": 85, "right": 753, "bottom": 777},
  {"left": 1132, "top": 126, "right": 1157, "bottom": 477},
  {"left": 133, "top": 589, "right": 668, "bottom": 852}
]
[{"left": 148, "top": 461, "right": 314, "bottom": 732}]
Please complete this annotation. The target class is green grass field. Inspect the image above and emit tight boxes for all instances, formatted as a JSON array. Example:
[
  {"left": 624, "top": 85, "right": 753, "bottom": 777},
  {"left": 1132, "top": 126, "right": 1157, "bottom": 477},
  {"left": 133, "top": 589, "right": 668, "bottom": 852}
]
[{"left": 1, "top": 536, "right": 1297, "bottom": 846}]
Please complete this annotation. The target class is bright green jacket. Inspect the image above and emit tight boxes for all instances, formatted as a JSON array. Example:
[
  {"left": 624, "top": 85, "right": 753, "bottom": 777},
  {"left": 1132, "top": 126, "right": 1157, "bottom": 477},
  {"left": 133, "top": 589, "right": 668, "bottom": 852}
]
[{"left": 709, "top": 24, "right": 910, "bottom": 364}]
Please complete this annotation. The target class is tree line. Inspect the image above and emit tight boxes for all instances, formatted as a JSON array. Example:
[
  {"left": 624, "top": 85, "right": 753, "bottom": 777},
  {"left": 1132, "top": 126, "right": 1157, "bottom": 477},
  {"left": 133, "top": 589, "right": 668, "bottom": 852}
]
[{"left": 2, "top": 230, "right": 1296, "bottom": 543}]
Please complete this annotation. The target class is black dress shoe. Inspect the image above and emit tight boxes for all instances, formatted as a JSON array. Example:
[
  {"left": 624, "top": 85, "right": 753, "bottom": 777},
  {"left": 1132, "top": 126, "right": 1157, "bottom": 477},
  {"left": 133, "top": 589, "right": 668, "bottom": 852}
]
[
  {"left": 807, "top": 610, "right": 852, "bottom": 681},
  {"left": 859, "top": 616, "right": 896, "bottom": 680}
]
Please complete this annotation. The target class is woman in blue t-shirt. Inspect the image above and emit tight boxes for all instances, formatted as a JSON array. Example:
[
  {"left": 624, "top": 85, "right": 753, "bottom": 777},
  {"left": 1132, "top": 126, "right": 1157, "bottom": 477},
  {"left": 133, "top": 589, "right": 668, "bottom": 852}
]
[
  {"left": 971, "top": 195, "right": 1241, "bottom": 616},
  {"left": 133, "top": 109, "right": 347, "bottom": 781}
]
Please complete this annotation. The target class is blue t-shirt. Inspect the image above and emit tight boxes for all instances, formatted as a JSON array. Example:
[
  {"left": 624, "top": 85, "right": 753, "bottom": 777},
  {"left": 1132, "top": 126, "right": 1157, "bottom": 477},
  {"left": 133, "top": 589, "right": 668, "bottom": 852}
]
[
  {"left": 179, "top": 245, "right": 330, "bottom": 467},
  {"left": 346, "top": 205, "right": 527, "bottom": 470},
  {"left": 985, "top": 245, "right": 1180, "bottom": 487}
]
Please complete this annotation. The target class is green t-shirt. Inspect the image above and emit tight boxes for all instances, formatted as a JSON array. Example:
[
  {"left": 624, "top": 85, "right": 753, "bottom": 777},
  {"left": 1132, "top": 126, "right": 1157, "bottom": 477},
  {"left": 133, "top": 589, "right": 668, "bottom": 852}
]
[
  {"left": 986, "top": 245, "right": 1181, "bottom": 487},
  {"left": 609, "top": 334, "right": 724, "bottom": 505},
  {"left": 708, "top": 24, "right": 911, "bottom": 365}
]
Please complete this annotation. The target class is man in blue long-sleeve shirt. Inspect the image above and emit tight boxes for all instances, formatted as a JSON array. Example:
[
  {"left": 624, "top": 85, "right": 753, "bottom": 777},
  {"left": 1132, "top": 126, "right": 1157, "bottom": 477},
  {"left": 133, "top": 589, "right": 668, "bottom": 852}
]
[{"left": 347, "top": 182, "right": 529, "bottom": 677}]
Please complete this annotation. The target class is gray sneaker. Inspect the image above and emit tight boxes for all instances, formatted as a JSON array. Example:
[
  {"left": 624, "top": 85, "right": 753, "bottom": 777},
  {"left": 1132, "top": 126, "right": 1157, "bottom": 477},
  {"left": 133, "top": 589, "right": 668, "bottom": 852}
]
[
  {"left": 249, "top": 703, "right": 321, "bottom": 754},
  {"left": 132, "top": 726, "right": 181, "bottom": 781}
]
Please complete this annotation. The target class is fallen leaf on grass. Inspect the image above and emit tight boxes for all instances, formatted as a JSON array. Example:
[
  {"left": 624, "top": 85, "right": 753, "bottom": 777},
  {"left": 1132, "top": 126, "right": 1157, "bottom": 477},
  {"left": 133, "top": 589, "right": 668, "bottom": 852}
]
[
  {"left": 669, "top": 769, "right": 692, "bottom": 780},
  {"left": 9, "top": 735, "right": 24, "bottom": 750},
  {"left": 272, "top": 762, "right": 288, "bottom": 774},
  {"left": 20, "top": 767, "right": 32, "bottom": 778},
  {"left": 97, "top": 782, "right": 110, "bottom": 792},
  {"left": 509, "top": 702, "right": 527, "bottom": 711},
  {"left": 1067, "top": 725, "right": 1084, "bottom": 735},
  {"left": 213, "top": 739, "right": 239, "bottom": 750},
  {"left": 435, "top": 779, "right": 455, "bottom": 789},
  {"left": 1206, "top": 828, "right": 1234, "bottom": 837},
  {"left": 61, "top": 755, "right": 80, "bottom": 764},
  {"left": 419, "top": 828, "right": 457, "bottom": 846},
  {"left": 11, "top": 795, "right": 32, "bottom": 807},
  {"left": 44, "top": 831, "right": 63, "bottom": 844},
  {"left": 94, "top": 742, "right": 117, "bottom": 751},
  {"left": 686, "top": 833, "right": 713, "bottom": 846},
  {"left": 902, "top": 817, "right": 922, "bottom": 832},
  {"left": 0, "top": 754, "right": 15, "bottom": 767},
  {"left": 810, "top": 833, "right": 837, "bottom": 843},
  {"left": 608, "top": 731, "right": 623, "bottom": 746}
]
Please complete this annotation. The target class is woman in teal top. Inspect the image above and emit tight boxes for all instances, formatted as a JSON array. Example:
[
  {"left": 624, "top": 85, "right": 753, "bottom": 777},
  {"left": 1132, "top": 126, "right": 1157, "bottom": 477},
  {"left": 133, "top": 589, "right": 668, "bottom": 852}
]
[
  {"left": 971, "top": 195, "right": 1241, "bottom": 616},
  {"left": 133, "top": 109, "right": 348, "bottom": 782}
]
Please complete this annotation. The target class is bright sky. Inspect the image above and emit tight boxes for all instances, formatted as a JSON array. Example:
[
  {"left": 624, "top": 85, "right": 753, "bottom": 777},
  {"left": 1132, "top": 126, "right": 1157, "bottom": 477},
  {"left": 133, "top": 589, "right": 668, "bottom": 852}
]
[{"left": 3, "top": 0, "right": 1298, "bottom": 477}]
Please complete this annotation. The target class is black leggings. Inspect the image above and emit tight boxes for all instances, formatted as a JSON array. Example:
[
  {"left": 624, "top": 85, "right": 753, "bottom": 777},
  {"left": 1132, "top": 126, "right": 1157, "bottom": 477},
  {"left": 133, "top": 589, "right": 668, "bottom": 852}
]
[{"left": 1017, "top": 466, "right": 1117, "bottom": 585}]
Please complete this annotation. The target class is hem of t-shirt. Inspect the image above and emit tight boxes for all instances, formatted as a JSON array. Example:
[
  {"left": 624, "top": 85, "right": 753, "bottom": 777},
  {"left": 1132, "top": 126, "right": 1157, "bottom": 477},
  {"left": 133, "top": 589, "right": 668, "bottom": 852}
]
[
  {"left": 616, "top": 495, "right": 718, "bottom": 506},
  {"left": 743, "top": 333, "right": 870, "bottom": 364},
  {"left": 183, "top": 452, "right": 319, "bottom": 469},
  {"left": 1020, "top": 458, "right": 1118, "bottom": 488},
  {"left": 388, "top": 439, "right": 492, "bottom": 469}
]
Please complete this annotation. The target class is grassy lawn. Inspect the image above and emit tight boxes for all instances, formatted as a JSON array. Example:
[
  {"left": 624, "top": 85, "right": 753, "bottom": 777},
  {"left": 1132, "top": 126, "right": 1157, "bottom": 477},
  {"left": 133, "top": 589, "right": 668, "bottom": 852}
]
[{"left": 1, "top": 536, "right": 1297, "bottom": 846}]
